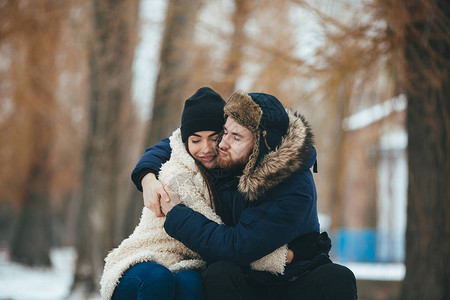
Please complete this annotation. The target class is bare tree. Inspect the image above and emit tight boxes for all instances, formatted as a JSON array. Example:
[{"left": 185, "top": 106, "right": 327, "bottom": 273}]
[
  {"left": 72, "top": 0, "right": 140, "bottom": 294},
  {"left": 123, "top": 0, "right": 203, "bottom": 235},
  {"left": 248, "top": 0, "right": 301, "bottom": 98},
  {"left": 219, "top": 0, "right": 251, "bottom": 96},
  {"left": 0, "top": 0, "right": 68, "bottom": 267},
  {"left": 397, "top": 0, "right": 450, "bottom": 298},
  {"left": 145, "top": 0, "right": 203, "bottom": 146}
]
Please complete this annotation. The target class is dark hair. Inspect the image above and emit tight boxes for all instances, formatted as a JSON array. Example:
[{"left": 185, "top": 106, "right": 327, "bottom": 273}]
[{"left": 184, "top": 142, "right": 222, "bottom": 217}]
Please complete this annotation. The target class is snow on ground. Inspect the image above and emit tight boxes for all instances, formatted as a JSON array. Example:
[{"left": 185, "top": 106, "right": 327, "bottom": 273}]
[
  {"left": 0, "top": 247, "right": 101, "bottom": 300},
  {"left": 342, "top": 261, "right": 405, "bottom": 281},
  {"left": 0, "top": 247, "right": 405, "bottom": 300}
]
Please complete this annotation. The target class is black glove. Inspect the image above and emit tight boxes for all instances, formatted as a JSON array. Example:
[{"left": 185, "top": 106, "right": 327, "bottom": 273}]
[
  {"left": 288, "top": 231, "right": 332, "bottom": 263},
  {"left": 316, "top": 231, "right": 332, "bottom": 255}
]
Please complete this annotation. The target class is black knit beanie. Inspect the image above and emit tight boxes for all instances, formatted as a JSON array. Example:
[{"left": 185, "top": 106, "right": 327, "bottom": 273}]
[{"left": 181, "top": 87, "right": 226, "bottom": 142}]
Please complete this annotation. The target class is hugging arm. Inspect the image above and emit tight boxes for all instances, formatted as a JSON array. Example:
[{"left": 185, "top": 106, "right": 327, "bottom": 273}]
[
  {"left": 163, "top": 173, "right": 318, "bottom": 265},
  {"left": 131, "top": 138, "right": 172, "bottom": 216},
  {"left": 131, "top": 138, "right": 172, "bottom": 191}
]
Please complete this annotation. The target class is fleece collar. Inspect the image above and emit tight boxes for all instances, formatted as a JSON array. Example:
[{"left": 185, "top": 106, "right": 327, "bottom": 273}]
[{"left": 238, "top": 110, "right": 314, "bottom": 201}]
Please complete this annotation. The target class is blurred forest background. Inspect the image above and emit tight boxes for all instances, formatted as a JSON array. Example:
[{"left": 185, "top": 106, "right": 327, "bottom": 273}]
[{"left": 0, "top": 0, "right": 449, "bottom": 299}]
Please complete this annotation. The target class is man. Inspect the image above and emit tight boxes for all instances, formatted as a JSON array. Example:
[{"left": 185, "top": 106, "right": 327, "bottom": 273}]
[{"left": 132, "top": 91, "right": 357, "bottom": 299}]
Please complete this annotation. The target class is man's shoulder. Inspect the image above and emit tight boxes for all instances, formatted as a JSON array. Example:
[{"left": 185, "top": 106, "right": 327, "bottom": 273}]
[{"left": 264, "top": 168, "right": 315, "bottom": 198}]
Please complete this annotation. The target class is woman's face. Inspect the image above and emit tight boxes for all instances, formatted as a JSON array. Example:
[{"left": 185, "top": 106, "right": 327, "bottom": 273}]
[{"left": 187, "top": 131, "right": 220, "bottom": 169}]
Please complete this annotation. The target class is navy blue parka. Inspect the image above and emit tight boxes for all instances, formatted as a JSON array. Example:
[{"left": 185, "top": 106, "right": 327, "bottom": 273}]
[{"left": 132, "top": 93, "right": 326, "bottom": 280}]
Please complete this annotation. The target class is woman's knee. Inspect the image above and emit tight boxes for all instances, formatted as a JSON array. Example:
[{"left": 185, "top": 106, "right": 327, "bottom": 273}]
[
  {"left": 140, "top": 262, "right": 174, "bottom": 286},
  {"left": 175, "top": 270, "right": 203, "bottom": 299},
  {"left": 125, "top": 262, "right": 175, "bottom": 289},
  {"left": 113, "top": 262, "right": 174, "bottom": 299},
  {"left": 176, "top": 270, "right": 202, "bottom": 288}
]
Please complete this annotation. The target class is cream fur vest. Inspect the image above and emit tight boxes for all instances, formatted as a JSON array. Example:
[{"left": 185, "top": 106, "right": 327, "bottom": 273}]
[{"left": 100, "top": 129, "right": 287, "bottom": 299}]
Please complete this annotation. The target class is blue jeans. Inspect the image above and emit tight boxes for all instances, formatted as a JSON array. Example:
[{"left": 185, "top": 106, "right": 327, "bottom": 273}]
[{"left": 112, "top": 262, "right": 204, "bottom": 300}]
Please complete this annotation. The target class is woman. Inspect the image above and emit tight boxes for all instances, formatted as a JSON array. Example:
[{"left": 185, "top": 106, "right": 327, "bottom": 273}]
[{"left": 100, "top": 87, "right": 287, "bottom": 300}]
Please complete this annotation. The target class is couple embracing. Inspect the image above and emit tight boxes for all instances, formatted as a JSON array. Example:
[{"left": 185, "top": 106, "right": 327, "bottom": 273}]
[{"left": 101, "top": 87, "right": 357, "bottom": 300}]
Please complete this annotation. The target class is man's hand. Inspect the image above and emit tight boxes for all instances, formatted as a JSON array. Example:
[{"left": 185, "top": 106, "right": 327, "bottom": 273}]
[
  {"left": 286, "top": 249, "right": 294, "bottom": 264},
  {"left": 160, "top": 191, "right": 181, "bottom": 216},
  {"left": 288, "top": 232, "right": 332, "bottom": 263},
  {"left": 141, "top": 173, "right": 169, "bottom": 217}
]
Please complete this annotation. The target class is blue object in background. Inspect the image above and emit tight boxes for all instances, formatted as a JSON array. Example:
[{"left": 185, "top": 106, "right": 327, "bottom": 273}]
[{"left": 331, "top": 228, "right": 376, "bottom": 262}]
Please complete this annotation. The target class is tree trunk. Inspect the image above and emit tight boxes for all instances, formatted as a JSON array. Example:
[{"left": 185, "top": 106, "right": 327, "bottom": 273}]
[
  {"left": 7, "top": 0, "right": 66, "bottom": 267},
  {"left": 220, "top": 0, "right": 250, "bottom": 97},
  {"left": 145, "top": 0, "right": 203, "bottom": 146},
  {"left": 73, "top": 0, "right": 139, "bottom": 294},
  {"left": 400, "top": 1, "right": 450, "bottom": 299},
  {"left": 10, "top": 148, "right": 52, "bottom": 266},
  {"left": 327, "top": 82, "right": 353, "bottom": 231},
  {"left": 123, "top": 0, "right": 203, "bottom": 237}
]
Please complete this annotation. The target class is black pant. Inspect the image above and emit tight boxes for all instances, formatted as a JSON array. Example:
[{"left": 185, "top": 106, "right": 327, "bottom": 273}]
[{"left": 203, "top": 261, "right": 357, "bottom": 300}]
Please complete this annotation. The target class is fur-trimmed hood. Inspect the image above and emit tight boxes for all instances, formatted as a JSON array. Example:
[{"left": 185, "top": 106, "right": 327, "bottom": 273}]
[{"left": 239, "top": 110, "right": 314, "bottom": 201}]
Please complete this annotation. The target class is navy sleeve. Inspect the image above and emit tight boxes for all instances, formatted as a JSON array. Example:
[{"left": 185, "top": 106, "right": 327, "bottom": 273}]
[
  {"left": 164, "top": 171, "right": 319, "bottom": 265},
  {"left": 131, "top": 138, "right": 172, "bottom": 192}
]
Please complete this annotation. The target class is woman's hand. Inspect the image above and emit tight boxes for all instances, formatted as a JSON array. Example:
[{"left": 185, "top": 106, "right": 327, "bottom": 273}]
[
  {"left": 160, "top": 190, "right": 181, "bottom": 216},
  {"left": 142, "top": 173, "right": 170, "bottom": 217}
]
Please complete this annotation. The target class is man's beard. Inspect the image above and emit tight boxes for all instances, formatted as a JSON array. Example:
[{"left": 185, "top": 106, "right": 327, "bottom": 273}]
[{"left": 216, "top": 152, "right": 249, "bottom": 170}]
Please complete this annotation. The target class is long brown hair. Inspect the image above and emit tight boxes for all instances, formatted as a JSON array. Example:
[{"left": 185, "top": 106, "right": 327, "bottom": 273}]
[{"left": 184, "top": 142, "right": 223, "bottom": 218}]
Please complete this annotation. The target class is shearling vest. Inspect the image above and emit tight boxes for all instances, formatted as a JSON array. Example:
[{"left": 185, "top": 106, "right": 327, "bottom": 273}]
[{"left": 99, "top": 129, "right": 287, "bottom": 299}]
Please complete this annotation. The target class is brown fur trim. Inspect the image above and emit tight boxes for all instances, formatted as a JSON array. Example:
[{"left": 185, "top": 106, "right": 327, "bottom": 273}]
[
  {"left": 224, "top": 91, "right": 262, "bottom": 132},
  {"left": 238, "top": 110, "right": 314, "bottom": 201}
]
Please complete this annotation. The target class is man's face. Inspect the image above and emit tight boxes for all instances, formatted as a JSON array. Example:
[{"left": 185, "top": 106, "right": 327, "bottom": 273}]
[{"left": 217, "top": 117, "right": 254, "bottom": 170}]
